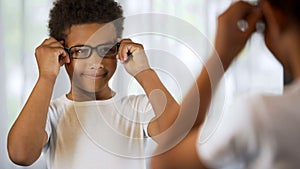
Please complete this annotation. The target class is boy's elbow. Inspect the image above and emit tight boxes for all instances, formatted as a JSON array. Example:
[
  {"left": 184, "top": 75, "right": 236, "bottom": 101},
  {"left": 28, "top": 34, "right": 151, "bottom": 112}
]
[{"left": 7, "top": 144, "right": 38, "bottom": 166}]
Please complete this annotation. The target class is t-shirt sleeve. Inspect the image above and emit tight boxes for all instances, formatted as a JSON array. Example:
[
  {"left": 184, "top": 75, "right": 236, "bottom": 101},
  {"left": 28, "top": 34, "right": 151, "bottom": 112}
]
[
  {"left": 129, "top": 95, "right": 157, "bottom": 158},
  {"left": 45, "top": 105, "right": 54, "bottom": 147},
  {"left": 45, "top": 108, "right": 52, "bottom": 141},
  {"left": 137, "top": 95, "right": 155, "bottom": 138},
  {"left": 43, "top": 106, "right": 53, "bottom": 153},
  {"left": 197, "top": 95, "right": 258, "bottom": 168}
]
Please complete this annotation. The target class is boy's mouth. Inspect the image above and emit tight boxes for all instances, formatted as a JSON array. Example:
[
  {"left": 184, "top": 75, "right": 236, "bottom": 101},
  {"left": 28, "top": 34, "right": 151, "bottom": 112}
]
[{"left": 81, "top": 72, "right": 108, "bottom": 79}]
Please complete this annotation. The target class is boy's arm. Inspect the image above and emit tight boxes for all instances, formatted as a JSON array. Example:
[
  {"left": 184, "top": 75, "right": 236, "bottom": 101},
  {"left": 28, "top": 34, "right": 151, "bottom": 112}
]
[
  {"left": 151, "top": 128, "right": 207, "bottom": 169},
  {"left": 8, "top": 77, "right": 55, "bottom": 166},
  {"left": 117, "top": 39, "right": 180, "bottom": 137},
  {"left": 134, "top": 69, "right": 180, "bottom": 137},
  {"left": 150, "top": 2, "right": 263, "bottom": 169},
  {"left": 7, "top": 38, "right": 69, "bottom": 166}
]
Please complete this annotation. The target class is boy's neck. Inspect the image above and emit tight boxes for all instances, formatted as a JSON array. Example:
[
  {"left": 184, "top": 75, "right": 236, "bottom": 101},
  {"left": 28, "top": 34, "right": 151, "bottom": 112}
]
[{"left": 66, "top": 88, "right": 115, "bottom": 101}]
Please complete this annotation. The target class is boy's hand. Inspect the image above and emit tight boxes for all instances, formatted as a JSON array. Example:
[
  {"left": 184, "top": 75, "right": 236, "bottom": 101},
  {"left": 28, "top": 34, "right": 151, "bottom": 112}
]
[
  {"left": 35, "top": 37, "right": 70, "bottom": 80},
  {"left": 117, "top": 39, "right": 150, "bottom": 76},
  {"left": 214, "top": 1, "right": 262, "bottom": 69},
  {"left": 259, "top": 0, "right": 285, "bottom": 60}
]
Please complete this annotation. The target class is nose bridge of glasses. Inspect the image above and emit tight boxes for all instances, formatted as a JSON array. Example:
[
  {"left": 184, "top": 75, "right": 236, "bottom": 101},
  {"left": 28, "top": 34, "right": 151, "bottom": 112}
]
[
  {"left": 91, "top": 46, "right": 100, "bottom": 57},
  {"left": 89, "top": 46, "right": 104, "bottom": 61}
]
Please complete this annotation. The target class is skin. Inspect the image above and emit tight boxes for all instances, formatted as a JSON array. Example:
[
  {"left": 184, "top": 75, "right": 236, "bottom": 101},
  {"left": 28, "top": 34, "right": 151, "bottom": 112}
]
[
  {"left": 7, "top": 23, "right": 180, "bottom": 166},
  {"left": 151, "top": 2, "right": 262, "bottom": 168},
  {"left": 150, "top": 1, "right": 298, "bottom": 168},
  {"left": 260, "top": 0, "right": 300, "bottom": 81}
]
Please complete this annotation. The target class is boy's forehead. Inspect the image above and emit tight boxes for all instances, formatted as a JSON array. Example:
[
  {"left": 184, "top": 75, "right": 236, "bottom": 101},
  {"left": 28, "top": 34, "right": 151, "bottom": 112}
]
[{"left": 65, "top": 23, "right": 117, "bottom": 46}]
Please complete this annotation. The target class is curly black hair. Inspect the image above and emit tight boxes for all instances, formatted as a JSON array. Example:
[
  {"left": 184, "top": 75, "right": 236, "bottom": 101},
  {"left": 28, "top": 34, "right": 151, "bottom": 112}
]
[{"left": 48, "top": 0, "right": 124, "bottom": 41}]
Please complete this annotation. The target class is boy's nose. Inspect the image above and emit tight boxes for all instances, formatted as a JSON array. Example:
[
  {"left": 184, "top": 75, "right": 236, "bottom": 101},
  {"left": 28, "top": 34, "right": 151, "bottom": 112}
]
[
  {"left": 90, "top": 62, "right": 104, "bottom": 69},
  {"left": 89, "top": 51, "right": 104, "bottom": 69}
]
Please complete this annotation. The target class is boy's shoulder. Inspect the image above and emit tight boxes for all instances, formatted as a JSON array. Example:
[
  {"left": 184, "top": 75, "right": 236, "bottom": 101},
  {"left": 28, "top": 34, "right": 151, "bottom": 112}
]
[
  {"left": 120, "top": 94, "right": 149, "bottom": 106},
  {"left": 49, "top": 94, "right": 148, "bottom": 107},
  {"left": 49, "top": 95, "right": 72, "bottom": 113},
  {"left": 51, "top": 95, "right": 70, "bottom": 106}
]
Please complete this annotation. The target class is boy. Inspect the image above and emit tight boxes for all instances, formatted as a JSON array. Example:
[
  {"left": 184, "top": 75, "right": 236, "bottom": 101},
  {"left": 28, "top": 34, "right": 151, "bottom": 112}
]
[{"left": 7, "top": 0, "right": 179, "bottom": 168}]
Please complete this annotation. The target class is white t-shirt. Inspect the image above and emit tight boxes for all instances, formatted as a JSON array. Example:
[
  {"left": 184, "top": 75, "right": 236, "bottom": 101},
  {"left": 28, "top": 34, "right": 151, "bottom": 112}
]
[
  {"left": 197, "top": 80, "right": 300, "bottom": 169},
  {"left": 43, "top": 93, "right": 156, "bottom": 169}
]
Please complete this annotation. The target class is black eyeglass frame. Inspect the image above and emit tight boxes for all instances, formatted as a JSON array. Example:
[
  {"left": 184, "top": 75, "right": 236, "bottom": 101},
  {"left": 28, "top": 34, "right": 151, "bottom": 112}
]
[{"left": 64, "top": 42, "right": 120, "bottom": 59}]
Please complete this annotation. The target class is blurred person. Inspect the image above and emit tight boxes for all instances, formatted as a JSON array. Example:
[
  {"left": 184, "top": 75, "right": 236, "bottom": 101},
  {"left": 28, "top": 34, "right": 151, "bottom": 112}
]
[{"left": 151, "top": 0, "right": 300, "bottom": 168}]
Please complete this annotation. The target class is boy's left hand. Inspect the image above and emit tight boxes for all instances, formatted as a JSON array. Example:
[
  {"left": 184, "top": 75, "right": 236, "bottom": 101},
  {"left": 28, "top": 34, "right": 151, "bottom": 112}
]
[
  {"left": 117, "top": 39, "right": 150, "bottom": 76},
  {"left": 214, "top": 1, "right": 262, "bottom": 69}
]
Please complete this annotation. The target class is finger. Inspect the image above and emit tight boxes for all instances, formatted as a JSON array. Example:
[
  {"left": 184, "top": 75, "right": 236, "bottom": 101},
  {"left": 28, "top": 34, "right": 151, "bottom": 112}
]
[
  {"left": 118, "top": 39, "right": 133, "bottom": 63},
  {"left": 120, "top": 39, "right": 132, "bottom": 43},
  {"left": 222, "top": 1, "right": 254, "bottom": 20},
  {"left": 59, "top": 54, "right": 70, "bottom": 66},
  {"left": 245, "top": 7, "right": 263, "bottom": 36},
  {"left": 59, "top": 40, "right": 65, "bottom": 45},
  {"left": 58, "top": 48, "right": 70, "bottom": 66},
  {"left": 42, "top": 37, "right": 59, "bottom": 45},
  {"left": 40, "top": 39, "right": 65, "bottom": 50},
  {"left": 227, "top": 2, "right": 263, "bottom": 37},
  {"left": 118, "top": 43, "right": 130, "bottom": 63},
  {"left": 117, "top": 45, "right": 125, "bottom": 63},
  {"left": 48, "top": 40, "right": 65, "bottom": 48},
  {"left": 259, "top": 0, "right": 276, "bottom": 31},
  {"left": 119, "top": 39, "right": 133, "bottom": 59},
  {"left": 54, "top": 47, "right": 69, "bottom": 58},
  {"left": 60, "top": 50, "right": 70, "bottom": 63},
  {"left": 122, "top": 43, "right": 132, "bottom": 61},
  {"left": 120, "top": 43, "right": 142, "bottom": 62}
]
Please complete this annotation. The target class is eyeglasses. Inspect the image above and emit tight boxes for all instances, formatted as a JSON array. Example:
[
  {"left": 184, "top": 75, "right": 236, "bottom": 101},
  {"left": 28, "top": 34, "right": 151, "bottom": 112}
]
[{"left": 65, "top": 42, "right": 120, "bottom": 59}]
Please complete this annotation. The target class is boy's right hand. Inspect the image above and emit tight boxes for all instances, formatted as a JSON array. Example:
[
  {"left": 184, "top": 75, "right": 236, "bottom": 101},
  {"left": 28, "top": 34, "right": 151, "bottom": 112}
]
[{"left": 35, "top": 37, "right": 70, "bottom": 80}]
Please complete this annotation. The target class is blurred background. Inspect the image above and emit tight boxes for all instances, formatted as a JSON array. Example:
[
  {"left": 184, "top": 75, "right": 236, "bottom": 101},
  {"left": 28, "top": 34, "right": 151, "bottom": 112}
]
[{"left": 0, "top": 0, "right": 282, "bottom": 168}]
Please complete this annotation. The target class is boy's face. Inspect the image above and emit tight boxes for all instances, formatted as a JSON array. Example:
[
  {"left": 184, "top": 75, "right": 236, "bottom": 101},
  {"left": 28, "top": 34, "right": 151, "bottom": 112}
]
[{"left": 64, "top": 23, "right": 118, "bottom": 94}]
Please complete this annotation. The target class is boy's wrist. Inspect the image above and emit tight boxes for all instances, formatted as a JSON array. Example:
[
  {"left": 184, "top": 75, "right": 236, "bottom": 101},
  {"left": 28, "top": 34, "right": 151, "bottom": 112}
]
[
  {"left": 209, "top": 51, "right": 233, "bottom": 72},
  {"left": 38, "top": 75, "right": 57, "bottom": 84},
  {"left": 134, "top": 68, "right": 154, "bottom": 79}
]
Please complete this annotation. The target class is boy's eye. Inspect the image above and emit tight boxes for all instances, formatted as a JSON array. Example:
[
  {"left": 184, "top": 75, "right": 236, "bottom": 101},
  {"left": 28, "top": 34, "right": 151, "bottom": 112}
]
[
  {"left": 75, "top": 48, "right": 89, "bottom": 54},
  {"left": 98, "top": 47, "right": 111, "bottom": 53},
  {"left": 97, "top": 46, "right": 118, "bottom": 56},
  {"left": 71, "top": 47, "right": 90, "bottom": 58}
]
